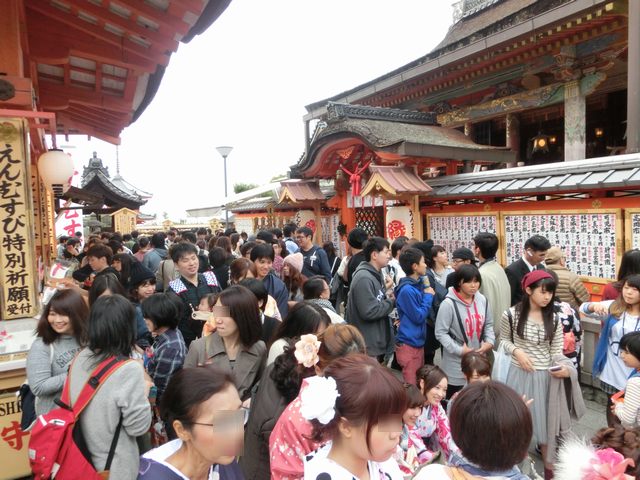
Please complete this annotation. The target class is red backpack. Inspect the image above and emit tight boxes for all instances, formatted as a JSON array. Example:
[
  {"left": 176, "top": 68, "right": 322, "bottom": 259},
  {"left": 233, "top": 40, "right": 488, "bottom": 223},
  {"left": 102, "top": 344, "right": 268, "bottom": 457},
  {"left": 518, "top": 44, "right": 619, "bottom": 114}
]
[{"left": 28, "top": 356, "right": 130, "bottom": 479}]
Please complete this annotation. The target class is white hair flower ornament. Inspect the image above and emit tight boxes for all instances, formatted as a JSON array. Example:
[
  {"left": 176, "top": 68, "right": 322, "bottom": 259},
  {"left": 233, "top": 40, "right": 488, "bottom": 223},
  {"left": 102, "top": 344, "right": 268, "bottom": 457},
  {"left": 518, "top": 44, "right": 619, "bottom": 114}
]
[
  {"left": 300, "top": 376, "right": 340, "bottom": 425},
  {"left": 294, "top": 334, "right": 321, "bottom": 368}
]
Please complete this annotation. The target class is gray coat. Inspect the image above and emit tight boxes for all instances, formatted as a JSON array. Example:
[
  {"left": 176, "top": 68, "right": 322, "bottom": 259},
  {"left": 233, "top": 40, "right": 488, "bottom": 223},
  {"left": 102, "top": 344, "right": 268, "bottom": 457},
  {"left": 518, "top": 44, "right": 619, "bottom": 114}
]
[
  {"left": 26, "top": 335, "right": 82, "bottom": 416},
  {"left": 345, "top": 261, "right": 395, "bottom": 357},
  {"left": 435, "top": 288, "right": 494, "bottom": 386},
  {"left": 184, "top": 332, "right": 266, "bottom": 401},
  {"left": 69, "top": 349, "right": 151, "bottom": 480},
  {"left": 479, "top": 259, "right": 511, "bottom": 344}
]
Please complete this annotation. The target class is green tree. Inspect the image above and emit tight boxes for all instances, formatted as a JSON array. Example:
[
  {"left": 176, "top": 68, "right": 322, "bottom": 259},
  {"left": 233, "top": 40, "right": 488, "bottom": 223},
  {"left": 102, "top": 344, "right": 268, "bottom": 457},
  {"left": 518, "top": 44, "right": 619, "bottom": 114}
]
[{"left": 233, "top": 183, "right": 258, "bottom": 194}]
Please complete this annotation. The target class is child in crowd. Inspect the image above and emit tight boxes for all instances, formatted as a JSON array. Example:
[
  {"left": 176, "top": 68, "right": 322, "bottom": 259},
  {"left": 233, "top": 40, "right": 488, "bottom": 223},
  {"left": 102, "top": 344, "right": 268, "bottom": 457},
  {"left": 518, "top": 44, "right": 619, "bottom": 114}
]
[
  {"left": 414, "top": 365, "right": 458, "bottom": 462},
  {"left": 583, "top": 274, "right": 640, "bottom": 426},
  {"left": 302, "top": 354, "right": 407, "bottom": 480},
  {"left": 198, "top": 292, "right": 217, "bottom": 336},
  {"left": 394, "top": 247, "right": 435, "bottom": 384},
  {"left": 142, "top": 292, "right": 187, "bottom": 400},
  {"left": 436, "top": 264, "right": 494, "bottom": 399},
  {"left": 394, "top": 383, "right": 431, "bottom": 475},
  {"left": 613, "top": 331, "right": 640, "bottom": 427},
  {"left": 501, "top": 270, "right": 568, "bottom": 479},
  {"left": 447, "top": 351, "right": 491, "bottom": 414}
]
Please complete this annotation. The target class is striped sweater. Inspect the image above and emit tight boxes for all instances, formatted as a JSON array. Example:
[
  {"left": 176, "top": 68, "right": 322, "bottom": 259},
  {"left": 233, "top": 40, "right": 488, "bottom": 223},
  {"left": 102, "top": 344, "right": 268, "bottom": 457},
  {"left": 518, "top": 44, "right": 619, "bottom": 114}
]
[
  {"left": 500, "top": 307, "right": 564, "bottom": 370},
  {"left": 614, "top": 376, "right": 640, "bottom": 427}
]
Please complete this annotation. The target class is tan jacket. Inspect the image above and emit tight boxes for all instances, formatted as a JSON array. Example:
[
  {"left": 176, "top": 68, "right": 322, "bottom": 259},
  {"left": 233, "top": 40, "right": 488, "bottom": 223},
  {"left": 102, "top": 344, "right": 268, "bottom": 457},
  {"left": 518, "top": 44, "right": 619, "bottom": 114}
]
[
  {"left": 546, "top": 264, "right": 590, "bottom": 311},
  {"left": 184, "top": 332, "right": 266, "bottom": 401}
]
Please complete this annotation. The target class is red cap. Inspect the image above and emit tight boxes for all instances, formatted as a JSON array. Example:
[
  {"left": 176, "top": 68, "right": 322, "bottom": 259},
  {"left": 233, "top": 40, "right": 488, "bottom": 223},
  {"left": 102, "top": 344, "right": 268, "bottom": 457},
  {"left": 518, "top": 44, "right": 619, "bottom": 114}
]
[{"left": 521, "top": 269, "right": 553, "bottom": 292}]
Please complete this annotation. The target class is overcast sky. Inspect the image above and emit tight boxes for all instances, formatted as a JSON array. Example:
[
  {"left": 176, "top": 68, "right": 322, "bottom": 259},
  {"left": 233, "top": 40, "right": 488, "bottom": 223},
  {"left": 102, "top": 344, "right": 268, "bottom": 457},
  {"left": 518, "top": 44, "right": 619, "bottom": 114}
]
[{"left": 56, "top": 1, "right": 454, "bottom": 221}]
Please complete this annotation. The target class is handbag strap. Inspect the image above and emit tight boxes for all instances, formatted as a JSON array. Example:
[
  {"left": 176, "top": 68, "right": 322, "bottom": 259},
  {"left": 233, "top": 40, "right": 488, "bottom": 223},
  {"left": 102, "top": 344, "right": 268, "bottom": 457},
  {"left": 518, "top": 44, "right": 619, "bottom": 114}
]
[
  {"left": 60, "top": 356, "right": 131, "bottom": 417},
  {"left": 104, "top": 413, "right": 123, "bottom": 471},
  {"left": 446, "top": 298, "right": 469, "bottom": 345},
  {"left": 507, "top": 309, "right": 515, "bottom": 343}
]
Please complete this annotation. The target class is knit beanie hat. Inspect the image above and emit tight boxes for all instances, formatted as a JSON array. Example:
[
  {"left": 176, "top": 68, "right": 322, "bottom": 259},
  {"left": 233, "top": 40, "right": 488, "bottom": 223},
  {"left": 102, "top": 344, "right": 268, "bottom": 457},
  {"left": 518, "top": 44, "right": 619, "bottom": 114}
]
[
  {"left": 128, "top": 261, "right": 155, "bottom": 289},
  {"left": 283, "top": 252, "right": 303, "bottom": 273}
]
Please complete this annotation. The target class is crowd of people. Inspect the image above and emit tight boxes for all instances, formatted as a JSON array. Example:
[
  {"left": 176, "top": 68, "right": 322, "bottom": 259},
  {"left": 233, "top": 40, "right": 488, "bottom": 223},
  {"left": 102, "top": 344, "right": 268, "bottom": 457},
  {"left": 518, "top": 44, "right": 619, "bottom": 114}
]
[{"left": 25, "top": 225, "right": 640, "bottom": 479}]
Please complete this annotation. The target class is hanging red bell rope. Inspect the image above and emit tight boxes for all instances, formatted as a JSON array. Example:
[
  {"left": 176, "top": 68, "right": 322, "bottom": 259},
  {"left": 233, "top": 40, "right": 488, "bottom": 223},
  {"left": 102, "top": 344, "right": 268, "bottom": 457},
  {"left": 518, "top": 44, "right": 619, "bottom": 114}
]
[{"left": 339, "top": 161, "right": 370, "bottom": 197}]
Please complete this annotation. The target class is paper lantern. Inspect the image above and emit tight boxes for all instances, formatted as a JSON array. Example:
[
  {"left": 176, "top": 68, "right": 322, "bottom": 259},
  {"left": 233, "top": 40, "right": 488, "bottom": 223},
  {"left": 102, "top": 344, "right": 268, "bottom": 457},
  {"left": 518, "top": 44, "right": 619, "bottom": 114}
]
[
  {"left": 386, "top": 206, "right": 415, "bottom": 239},
  {"left": 38, "top": 149, "right": 74, "bottom": 196}
]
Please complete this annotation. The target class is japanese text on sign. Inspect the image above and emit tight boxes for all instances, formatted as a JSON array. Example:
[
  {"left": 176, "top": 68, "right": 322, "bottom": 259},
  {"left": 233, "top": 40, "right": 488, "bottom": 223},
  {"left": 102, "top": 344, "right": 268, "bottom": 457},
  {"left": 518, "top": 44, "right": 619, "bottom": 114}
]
[
  {"left": 503, "top": 212, "right": 618, "bottom": 279},
  {"left": 630, "top": 213, "right": 640, "bottom": 250},
  {"left": 0, "top": 119, "right": 36, "bottom": 319},
  {"left": 428, "top": 215, "right": 497, "bottom": 253}
]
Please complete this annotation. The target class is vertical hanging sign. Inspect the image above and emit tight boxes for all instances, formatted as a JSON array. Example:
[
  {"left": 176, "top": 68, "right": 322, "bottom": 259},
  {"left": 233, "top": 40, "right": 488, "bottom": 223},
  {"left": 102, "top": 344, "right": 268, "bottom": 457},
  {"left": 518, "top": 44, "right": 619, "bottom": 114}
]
[{"left": 0, "top": 119, "right": 37, "bottom": 320}]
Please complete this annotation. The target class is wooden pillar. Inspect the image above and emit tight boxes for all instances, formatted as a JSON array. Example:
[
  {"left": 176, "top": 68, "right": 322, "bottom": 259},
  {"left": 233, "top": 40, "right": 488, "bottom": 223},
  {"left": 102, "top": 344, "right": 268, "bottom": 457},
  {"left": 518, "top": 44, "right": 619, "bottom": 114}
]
[
  {"left": 628, "top": 0, "right": 640, "bottom": 153},
  {"left": 313, "top": 202, "right": 323, "bottom": 245},
  {"left": 410, "top": 195, "right": 423, "bottom": 240},
  {"left": 505, "top": 113, "right": 520, "bottom": 168},
  {"left": 0, "top": 0, "right": 23, "bottom": 77},
  {"left": 564, "top": 80, "right": 586, "bottom": 161},
  {"left": 339, "top": 190, "right": 356, "bottom": 233}
]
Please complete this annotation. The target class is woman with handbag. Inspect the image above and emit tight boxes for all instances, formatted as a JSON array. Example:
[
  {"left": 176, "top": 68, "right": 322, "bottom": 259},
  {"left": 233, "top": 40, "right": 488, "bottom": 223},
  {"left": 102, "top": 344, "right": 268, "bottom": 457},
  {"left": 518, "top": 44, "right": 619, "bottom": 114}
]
[
  {"left": 67, "top": 294, "right": 152, "bottom": 479},
  {"left": 500, "top": 270, "right": 567, "bottom": 479}
]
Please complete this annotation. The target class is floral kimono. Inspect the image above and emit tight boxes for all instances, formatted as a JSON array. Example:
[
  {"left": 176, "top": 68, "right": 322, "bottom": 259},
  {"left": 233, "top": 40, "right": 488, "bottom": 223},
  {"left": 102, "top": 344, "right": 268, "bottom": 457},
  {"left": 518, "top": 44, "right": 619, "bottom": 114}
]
[{"left": 413, "top": 402, "right": 458, "bottom": 461}]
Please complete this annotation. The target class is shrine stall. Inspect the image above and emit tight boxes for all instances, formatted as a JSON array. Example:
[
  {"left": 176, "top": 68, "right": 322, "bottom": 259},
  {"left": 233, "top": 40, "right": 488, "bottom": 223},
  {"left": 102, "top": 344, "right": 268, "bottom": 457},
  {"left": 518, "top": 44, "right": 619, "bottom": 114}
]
[{"left": 0, "top": 1, "right": 231, "bottom": 475}]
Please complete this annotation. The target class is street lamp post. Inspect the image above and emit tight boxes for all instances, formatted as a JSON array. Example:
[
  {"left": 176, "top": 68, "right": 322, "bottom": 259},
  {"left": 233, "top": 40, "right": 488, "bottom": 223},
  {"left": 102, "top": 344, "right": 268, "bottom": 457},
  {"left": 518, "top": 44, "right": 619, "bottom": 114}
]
[{"left": 216, "top": 146, "right": 233, "bottom": 227}]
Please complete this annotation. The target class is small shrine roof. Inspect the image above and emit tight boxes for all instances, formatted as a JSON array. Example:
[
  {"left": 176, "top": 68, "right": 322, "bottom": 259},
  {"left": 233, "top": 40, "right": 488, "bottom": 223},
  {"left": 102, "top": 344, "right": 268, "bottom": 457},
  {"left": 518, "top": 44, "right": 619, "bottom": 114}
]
[
  {"left": 360, "top": 166, "right": 432, "bottom": 197},
  {"left": 278, "top": 180, "right": 325, "bottom": 203},
  {"left": 426, "top": 154, "right": 640, "bottom": 199}
]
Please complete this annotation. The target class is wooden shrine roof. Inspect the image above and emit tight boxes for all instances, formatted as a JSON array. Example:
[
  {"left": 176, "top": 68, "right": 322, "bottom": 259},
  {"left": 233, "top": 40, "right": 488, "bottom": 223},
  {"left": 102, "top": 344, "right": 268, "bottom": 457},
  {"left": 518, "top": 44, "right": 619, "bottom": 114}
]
[
  {"left": 293, "top": 103, "right": 515, "bottom": 178},
  {"left": 25, "top": 0, "right": 231, "bottom": 144},
  {"left": 278, "top": 180, "right": 325, "bottom": 203},
  {"left": 304, "top": 0, "right": 622, "bottom": 118},
  {"left": 425, "top": 153, "right": 640, "bottom": 199},
  {"left": 360, "top": 165, "right": 432, "bottom": 196},
  {"left": 79, "top": 152, "right": 150, "bottom": 211}
]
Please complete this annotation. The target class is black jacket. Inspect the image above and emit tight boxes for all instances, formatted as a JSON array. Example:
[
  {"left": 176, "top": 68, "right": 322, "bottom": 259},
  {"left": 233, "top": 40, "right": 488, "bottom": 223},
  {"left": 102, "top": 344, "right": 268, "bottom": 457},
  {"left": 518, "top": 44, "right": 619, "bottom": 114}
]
[
  {"left": 505, "top": 258, "right": 532, "bottom": 306},
  {"left": 239, "top": 364, "right": 289, "bottom": 480}
]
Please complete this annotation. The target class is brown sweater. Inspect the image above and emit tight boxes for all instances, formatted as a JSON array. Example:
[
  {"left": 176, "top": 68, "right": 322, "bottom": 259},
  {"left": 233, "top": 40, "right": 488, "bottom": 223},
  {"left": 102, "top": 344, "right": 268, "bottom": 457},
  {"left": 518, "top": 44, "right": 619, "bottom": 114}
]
[{"left": 546, "top": 264, "right": 590, "bottom": 311}]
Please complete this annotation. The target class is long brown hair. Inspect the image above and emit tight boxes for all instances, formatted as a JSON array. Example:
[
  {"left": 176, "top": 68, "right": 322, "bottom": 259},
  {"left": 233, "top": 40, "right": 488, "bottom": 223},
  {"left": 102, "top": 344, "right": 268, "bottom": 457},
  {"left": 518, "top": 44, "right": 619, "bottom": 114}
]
[{"left": 37, "top": 289, "right": 89, "bottom": 345}]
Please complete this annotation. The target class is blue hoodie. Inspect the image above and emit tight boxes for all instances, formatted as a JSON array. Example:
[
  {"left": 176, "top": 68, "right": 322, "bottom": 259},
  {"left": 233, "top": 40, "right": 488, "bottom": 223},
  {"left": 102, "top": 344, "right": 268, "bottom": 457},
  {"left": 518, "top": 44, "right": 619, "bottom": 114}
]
[{"left": 394, "top": 276, "right": 434, "bottom": 348}]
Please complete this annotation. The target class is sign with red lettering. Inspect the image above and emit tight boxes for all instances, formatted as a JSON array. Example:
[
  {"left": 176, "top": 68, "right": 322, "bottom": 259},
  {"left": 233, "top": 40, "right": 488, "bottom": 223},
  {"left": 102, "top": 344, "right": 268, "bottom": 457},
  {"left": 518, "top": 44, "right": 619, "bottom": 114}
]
[
  {"left": 55, "top": 203, "right": 84, "bottom": 238},
  {"left": 0, "top": 392, "right": 30, "bottom": 478}
]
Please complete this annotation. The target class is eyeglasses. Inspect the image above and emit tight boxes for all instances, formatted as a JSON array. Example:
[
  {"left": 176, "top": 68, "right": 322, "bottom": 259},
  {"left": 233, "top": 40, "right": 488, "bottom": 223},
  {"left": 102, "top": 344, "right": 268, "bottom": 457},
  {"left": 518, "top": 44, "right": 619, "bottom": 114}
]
[{"left": 188, "top": 407, "right": 249, "bottom": 432}]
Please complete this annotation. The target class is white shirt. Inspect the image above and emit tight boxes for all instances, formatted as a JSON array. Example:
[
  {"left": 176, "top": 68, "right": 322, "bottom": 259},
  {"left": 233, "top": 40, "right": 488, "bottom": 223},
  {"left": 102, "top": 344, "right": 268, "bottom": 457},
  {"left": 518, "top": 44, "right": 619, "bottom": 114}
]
[
  {"left": 582, "top": 300, "right": 639, "bottom": 390},
  {"left": 142, "top": 439, "right": 219, "bottom": 480},
  {"left": 415, "top": 464, "right": 513, "bottom": 479},
  {"left": 304, "top": 443, "right": 403, "bottom": 480}
]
